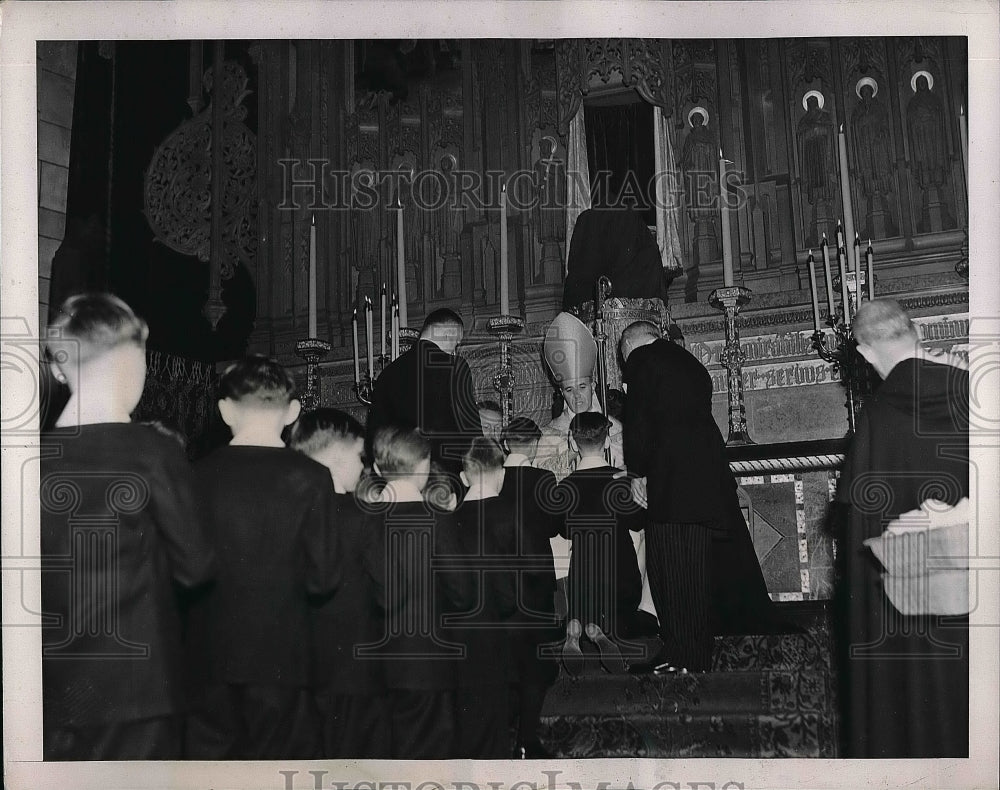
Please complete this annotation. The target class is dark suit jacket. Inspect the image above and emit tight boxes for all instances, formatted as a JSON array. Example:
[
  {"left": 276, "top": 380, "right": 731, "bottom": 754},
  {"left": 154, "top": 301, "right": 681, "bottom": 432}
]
[
  {"left": 623, "top": 338, "right": 732, "bottom": 524},
  {"left": 498, "top": 465, "right": 561, "bottom": 621},
  {"left": 363, "top": 498, "right": 475, "bottom": 691},
  {"left": 367, "top": 338, "right": 482, "bottom": 476},
  {"left": 41, "top": 424, "right": 215, "bottom": 728},
  {"left": 311, "top": 492, "right": 384, "bottom": 697},
  {"left": 189, "top": 446, "right": 341, "bottom": 687},
  {"left": 439, "top": 496, "right": 518, "bottom": 686}
]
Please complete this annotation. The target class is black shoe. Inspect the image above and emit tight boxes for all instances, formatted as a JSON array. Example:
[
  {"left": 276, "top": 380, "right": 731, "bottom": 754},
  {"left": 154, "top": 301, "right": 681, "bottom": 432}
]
[
  {"left": 586, "top": 625, "right": 627, "bottom": 674},
  {"left": 517, "top": 739, "right": 552, "bottom": 759},
  {"left": 561, "top": 619, "right": 584, "bottom": 676}
]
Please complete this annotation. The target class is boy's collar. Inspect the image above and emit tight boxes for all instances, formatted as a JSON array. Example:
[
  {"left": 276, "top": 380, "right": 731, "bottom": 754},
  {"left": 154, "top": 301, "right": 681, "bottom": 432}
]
[
  {"left": 575, "top": 455, "right": 608, "bottom": 471},
  {"left": 380, "top": 479, "right": 425, "bottom": 503},
  {"left": 462, "top": 487, "right": 501, "bottom": 502},
  {"left": 504, "top": 452, "right": 532, "bottom": 468}
]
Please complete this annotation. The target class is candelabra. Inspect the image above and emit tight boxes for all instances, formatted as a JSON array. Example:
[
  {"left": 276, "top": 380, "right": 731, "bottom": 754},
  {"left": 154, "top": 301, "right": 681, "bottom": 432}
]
[
  {"left": 811, "top": 268, "right": 871, "bottom": 433},
  {"left": 295, "top": 338, "right": 331, "bottom": 412},
  {"left": 709, "top": 286, "right": 754, "bottom": 445},
  {"left": 353, "top": 326, "right": 421, "bottom": 406},
  {"left": 488, "top": 315, "right": 524, "bottom": 428}
]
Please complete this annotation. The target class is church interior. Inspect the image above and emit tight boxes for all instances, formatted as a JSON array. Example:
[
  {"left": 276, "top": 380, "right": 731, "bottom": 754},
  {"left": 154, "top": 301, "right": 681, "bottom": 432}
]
[{"left": 35, "top": 36, "right": 971, "bottom": 759}]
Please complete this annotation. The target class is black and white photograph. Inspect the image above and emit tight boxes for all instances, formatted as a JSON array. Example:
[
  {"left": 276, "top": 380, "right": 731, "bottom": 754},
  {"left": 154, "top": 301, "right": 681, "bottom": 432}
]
[{"left": 2, "top": 2, "right": 998, "bottom": 789}]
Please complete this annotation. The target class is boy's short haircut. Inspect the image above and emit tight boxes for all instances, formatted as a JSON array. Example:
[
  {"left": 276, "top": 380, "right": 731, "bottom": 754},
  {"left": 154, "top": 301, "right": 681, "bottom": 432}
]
[
  {"left": 569, "top": 412, "right": 611, "bottom": 452},
  {"left": 288, "top": 408, "right": 365, "bottom": 457},
  {"left": 501, "top": 416, "right": 541, "bottom": 448},
  {"left": 373, "top": 425, "right": 431, "bottom": 476},
  {"left": 218, "top": 355, "right": 296, "bottom": 407},
  {"left": 47, "top": 292, "right": 149, "bottom": 365},
  {"left": 462, "top": 436, "right": 506, "bottom": 479}
]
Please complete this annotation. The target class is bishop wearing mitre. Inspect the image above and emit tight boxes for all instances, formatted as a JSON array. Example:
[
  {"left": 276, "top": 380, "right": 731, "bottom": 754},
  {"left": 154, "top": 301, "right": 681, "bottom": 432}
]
[{"left": 534, "top": 312, "right": 624, "bottom": 478}]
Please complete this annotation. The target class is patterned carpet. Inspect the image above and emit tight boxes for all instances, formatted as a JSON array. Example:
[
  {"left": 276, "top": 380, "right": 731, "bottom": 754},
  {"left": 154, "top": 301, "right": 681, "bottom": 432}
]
[{"left": 538, "top": 603, "right": 838, "bottom": 758}]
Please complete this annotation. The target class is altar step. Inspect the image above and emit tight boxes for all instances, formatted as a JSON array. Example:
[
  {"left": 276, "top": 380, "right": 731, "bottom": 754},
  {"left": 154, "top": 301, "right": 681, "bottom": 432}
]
[{"left": 537, "top": 602, "right": 838, "bottom": 758}]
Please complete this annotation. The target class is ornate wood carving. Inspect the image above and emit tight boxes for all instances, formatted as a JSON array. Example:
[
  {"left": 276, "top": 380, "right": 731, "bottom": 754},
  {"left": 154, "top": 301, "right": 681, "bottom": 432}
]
[
  {"left": 144, "top": 60, "right": 258, "bottom": 282},
  {"left": 786, "top": 39, "right": 833, "bottom": 91},
  {"left": 555, "top": 38, "right": 674, "bottom": 135}
]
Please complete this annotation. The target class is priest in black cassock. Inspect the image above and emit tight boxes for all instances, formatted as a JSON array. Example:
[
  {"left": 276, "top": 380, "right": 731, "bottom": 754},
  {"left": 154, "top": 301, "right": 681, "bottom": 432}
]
[
  {"left": 367, "top": 308, "right": 482, "bottom": 491},
  {"left": 834, "top": 298, "right": 970, "bottom": 758},
  {"left": 620, "top": 320, "right": 777, "bottom": 672}
]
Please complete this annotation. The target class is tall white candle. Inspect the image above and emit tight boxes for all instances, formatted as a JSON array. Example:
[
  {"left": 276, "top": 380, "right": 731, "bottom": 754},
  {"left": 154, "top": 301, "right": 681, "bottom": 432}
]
[
  {"left": 853, "top": 234, "right": 861, "bottom": 281},
  {"left": 308, "top": 214, "right": 318, "bottom": 337},
  {"left": 500, "top": 182, "right": 510, "bottom": 315},
  {"left": 959, "top": 105, "right": 969, "bottom": 178},
  {"left": 380, "top": 283, "right": 387, "bottom": 359},
  {"left": 821, "top": 235, "right": 836, "bottom": 318},
  {"left": 838, "top": 244, "right": 851, "bottom": 324},
  {"left": 351, "top": 308, "right": 360, "bottom": 384},
  {"left": 396, "top": 197, "right": 407, "bottom": 328},
  {"left": 806, "top": 251, "right": 821, "bottom": 332},
  {"left": 866, "top": 240, "right": 875, "bottom": 302},
  {"left": 837, "top": 126, "right": 857, "bottom": 272},
  {"left": 719, "top": 152, "right": 734, "bottom": 286},
  {"left": 365, "top": 296, "right": 374, "bottom": 374},
  {"left": 391, "top": 299, "right": 399, "bottom": 360}
]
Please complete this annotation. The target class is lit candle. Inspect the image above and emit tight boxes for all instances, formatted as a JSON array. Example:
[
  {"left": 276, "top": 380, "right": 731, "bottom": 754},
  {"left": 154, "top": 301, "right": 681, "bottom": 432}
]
[
  {"left": 838, "top": 243, "right": 851, "bottom": 324},
  {"left": 396, "top": 196, "right": 408, "bottom": 328},
  {"left": 719, "top": 151, "right": 734, "bottom": 287},
  {"left": 500, "top": 181, "right": 510, "bottom": 315},
  {"left": 821, "top": 234, "right": 836, "bottom": 318},
  {"left": 806, "top": 251, "right": 821, "bottom": 333},
  {"left": 365, "top": 296, "right": 374, "bottom": 374},
  {"left": 351, "top": 307, "right": 360, "bottom": 384},
  {"left": 308, "top": 214, "right": 317, "bottom": 338},
  {"left": 866, "top": 240, "right": 875, "bottom": 302},
  {"left": 837, "top": 125, "right": 857, "bottom": 272},
  {"left": 959, "top": 105, "right": 969, "bottom": 177},
  {"left": 380, "top": 283, "right": 387, "bottom": 359}
]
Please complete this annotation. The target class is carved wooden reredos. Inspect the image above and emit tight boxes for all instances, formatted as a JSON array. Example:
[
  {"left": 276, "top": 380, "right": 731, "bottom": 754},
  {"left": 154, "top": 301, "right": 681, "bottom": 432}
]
[{"left": 140, "top": 37, "right": 967, "bottom": 383}]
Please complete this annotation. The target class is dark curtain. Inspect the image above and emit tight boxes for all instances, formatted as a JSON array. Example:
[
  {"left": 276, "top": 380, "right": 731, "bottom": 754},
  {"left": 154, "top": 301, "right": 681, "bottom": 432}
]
[
  {"left": 584, "top": 101, "right": 656, "bottom": 226},
  {"left": 47, "top": 43, "right": 115, "bottom": 321},
  {"left": 132, "top": 350, "right": 223, "bottom": 460}
]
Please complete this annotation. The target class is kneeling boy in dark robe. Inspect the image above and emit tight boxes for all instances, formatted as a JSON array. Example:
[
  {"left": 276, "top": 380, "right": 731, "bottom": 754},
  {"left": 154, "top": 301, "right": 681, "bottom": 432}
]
[
  {"left": 558, "top": 413, "right": 646, "bottom": 674},
  {"left": 443, "top": 438, "right": 518, "bottom": 758}
]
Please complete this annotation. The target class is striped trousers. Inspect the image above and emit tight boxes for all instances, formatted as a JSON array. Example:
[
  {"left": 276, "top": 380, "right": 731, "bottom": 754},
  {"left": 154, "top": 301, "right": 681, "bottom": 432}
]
[{"left": 645, "top": 521, "right": 713, "bottom": 671}]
